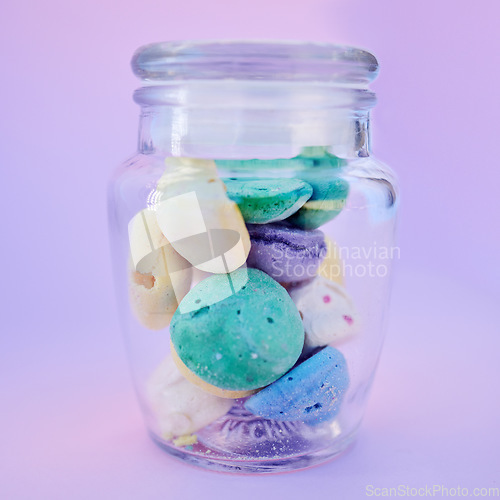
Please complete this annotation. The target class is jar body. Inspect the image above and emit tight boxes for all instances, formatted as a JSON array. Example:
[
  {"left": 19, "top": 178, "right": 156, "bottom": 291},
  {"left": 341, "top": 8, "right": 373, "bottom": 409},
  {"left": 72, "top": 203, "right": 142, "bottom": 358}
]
[
  {"left": 108, "top": 149, "right": 398, "bottom": 473},
  {"left": 109, "top": 41, "right": 398, "bottom": 473}
]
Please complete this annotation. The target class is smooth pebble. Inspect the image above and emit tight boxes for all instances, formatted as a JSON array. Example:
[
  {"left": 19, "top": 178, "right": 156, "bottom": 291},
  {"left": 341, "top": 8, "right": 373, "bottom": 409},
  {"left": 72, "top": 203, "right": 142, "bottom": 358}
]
[{"left": 244, "top": 346, "right": 349, "bottom": 424}]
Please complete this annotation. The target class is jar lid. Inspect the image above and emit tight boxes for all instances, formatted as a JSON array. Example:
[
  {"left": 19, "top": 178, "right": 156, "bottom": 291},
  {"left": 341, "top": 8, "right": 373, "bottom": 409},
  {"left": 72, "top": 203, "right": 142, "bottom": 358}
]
[{"left": 132, "top": 40, "right": 378, "bottom": 89}]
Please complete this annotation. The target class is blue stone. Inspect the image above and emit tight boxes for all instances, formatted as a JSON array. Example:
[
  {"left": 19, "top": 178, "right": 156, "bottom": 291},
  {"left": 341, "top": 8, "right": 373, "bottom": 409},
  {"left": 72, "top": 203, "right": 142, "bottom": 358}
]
[{"left": 244, "top": 346, "right": 350, "bottom": 424}]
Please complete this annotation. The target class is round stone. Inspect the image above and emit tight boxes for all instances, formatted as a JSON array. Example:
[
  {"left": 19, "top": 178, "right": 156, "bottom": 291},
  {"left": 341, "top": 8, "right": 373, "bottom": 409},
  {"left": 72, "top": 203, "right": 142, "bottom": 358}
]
[
  {"left": 246, "top": 222, "right": 327, "bottom": 283},
  {"left": 287, "top": 176, "right": 350, "bottom": 230},
  {"left": 289, "top": 277, "right": 359, "bottom": 349},
  {"left": 223, "top": 177, "right": 312, "bottom": 224},
  {"left": 244, "top": 346, "right": 350, "bottom": 424},
  {"left": 170, "top": 268, "right": 305, "bottom": 394}
]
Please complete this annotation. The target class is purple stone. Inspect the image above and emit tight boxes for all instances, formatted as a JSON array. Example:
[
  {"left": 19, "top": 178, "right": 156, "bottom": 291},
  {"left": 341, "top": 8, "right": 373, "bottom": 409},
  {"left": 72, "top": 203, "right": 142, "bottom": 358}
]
[{"left": 246, "top": 223, "right": 327, "bottom": 283}]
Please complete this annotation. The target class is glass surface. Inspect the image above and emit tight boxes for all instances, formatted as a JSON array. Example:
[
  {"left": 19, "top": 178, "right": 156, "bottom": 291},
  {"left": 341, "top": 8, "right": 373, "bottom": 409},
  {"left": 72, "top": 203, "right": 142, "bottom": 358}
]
[
  {"left": 131, "top": 40, "right": 378, "bottom": 85},
  {"left": 108, "top": 41, "right": 398, "bottom": 473}
]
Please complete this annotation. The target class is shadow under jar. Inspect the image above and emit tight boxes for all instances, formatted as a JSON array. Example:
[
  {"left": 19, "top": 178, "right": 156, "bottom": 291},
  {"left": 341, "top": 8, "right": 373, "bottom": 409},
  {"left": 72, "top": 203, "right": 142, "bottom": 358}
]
[{"left": 108, "top": 41, "right": 399, "bottom": 474}]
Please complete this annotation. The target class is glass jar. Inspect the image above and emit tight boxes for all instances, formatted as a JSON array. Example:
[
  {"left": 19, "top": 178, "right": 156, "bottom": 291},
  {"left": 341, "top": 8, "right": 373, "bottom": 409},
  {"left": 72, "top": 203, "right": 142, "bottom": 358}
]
[{"left": 108, "top": 41, "right": 399, "bottom": 473}]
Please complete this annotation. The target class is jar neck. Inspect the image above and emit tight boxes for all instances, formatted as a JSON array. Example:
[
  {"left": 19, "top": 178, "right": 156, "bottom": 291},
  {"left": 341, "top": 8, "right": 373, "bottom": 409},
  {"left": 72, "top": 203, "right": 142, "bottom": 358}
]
[
  {"left": 132, "top": 42, "right": 378, "bottom": 159},
  {"left": 137, "top": 99, "right": 372, "bottom": 159}
]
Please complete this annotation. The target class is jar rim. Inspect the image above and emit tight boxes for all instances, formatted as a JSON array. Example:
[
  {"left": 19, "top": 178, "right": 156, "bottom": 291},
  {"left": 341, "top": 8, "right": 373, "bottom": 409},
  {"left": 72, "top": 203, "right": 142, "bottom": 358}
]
[{"left": 131, "top": 40, "right": 378, "bottom": 88}]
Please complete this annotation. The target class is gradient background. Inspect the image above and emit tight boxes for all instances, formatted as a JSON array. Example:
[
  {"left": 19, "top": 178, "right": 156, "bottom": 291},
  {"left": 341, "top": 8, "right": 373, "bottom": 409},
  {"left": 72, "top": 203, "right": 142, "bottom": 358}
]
[{"left": 1, "top": 1, "right": 499, "bottom": 498}]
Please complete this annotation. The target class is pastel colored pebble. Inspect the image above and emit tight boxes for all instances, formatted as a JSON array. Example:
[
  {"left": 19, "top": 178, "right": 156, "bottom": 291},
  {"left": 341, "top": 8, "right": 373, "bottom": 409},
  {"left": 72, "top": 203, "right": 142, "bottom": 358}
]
[
  {"left": 154, "top": 157, "right": 250, "bottom": 274},
  {"left": 146, "top": 354, "right": 233, "bottom": 439},
  {"left": 317, "top": 237, "right": 344, "bottom": 285},
  {"left": 128, "top": 208, "right": 169, "bottom": 269},
  {"left": 288, "top": 176, "right": 349, "bottom": 230},
  {"left": 216, "top": 149, "right": 346, "bottom": 230},
  {"left": 171, "top": 341, "right": 257, "bottom": 399},
  {"left": 170, "top": 268, "right": 305, "bottom": 395},
  {"left": 244, "top": 346, "right": 350, "bottom": 424},
  {"left": 246, "top": 223, "right": 327, "bottom": 283},
  {"left": 215, "top": 147, "right": 345, "bottom": 171},
  {"left": 173, "top": 434, "right": 198, "bottom": 447},
  {"left": 128, "top": 265, "right": 189, "bottom": 330},
  {"left": 128, "top": 209, "right": 192, "bottom": 330},
  {"left": 289, "top": 276, "right": 359, "bottom": 349},
  {"left": 222, "top": 178, "right": 312, "bottom": 224},
  {"left": 295, "top": 146, "right": 346, "bottom": 168}
]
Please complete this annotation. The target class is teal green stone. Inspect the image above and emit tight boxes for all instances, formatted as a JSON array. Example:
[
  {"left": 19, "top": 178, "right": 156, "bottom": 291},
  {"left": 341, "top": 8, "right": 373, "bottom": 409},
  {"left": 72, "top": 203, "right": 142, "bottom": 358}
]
[
  {"left": 223, "top": 178, "right": 313, "bottom": 224},
  {"left": 215, "top": 147, "right": 345, "bottom": 172},
  {"left": 287, "top": 177, "right": 350, "bottom": 230},
  {"left": 215, "top": 148, "right": 349, "bottom": 229},
  {"left": 170, "top": 268, "right": 305, "bottom": 391},
  {"left": 293, "top": 146, "right": 347, "bottom": 169}
]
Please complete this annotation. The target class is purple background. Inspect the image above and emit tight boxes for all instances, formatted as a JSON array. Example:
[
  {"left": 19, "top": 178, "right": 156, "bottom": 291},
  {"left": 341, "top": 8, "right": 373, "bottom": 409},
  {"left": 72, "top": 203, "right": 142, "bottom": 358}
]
[{"left": 1, "top": 0, "right": 499, "bottom": 498}]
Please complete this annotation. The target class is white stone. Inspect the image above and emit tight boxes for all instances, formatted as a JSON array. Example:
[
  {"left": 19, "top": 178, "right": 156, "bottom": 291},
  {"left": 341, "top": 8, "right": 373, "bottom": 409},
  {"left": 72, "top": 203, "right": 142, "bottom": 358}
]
[
  {"left": 146, "top": 354, "right": 233, "bottom": 439},
  {"left": 290, "top": 276, "right": 359, "bottom": 348}
]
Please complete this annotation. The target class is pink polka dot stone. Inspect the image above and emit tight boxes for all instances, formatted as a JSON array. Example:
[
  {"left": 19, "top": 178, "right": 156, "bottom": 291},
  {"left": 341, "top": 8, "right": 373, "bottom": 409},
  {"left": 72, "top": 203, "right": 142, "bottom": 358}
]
[{"left": 289, "top": 276, "right": 359, "bottom": 349}]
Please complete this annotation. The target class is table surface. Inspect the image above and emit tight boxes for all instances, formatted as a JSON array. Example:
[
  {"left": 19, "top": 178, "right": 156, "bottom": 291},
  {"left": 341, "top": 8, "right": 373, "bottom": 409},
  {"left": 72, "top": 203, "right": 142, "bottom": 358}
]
[{"left": 2, "top": 266, "right": 499, "bottom": 500}]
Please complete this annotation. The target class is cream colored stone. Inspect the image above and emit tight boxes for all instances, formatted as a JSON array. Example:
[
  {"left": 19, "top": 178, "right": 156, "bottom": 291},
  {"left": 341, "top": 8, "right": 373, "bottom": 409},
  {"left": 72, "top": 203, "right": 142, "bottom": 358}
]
[
  {"left": 173, "top": 434, "right": 198, "bottom": 447},
  {"left": 155, "top": 157, "right": 250, "bottom": 274},
  {"left": 146, "top": 354, "right": 233, "bottom": 439},
  {"left": 128, "top": 209, "right": 192, "bottom": 330},
  {"left": 317, "top": 236, "right": 344, "bottom": 285}
]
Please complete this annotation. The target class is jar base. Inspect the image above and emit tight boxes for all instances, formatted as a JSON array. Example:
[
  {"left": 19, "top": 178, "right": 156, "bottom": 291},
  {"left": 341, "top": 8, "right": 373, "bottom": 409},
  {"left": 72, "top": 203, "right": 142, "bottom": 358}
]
[
  {"left": 149, "top": 405, "right": 358, "bottom": 474},
  {"left": 150, "top": 431, "right": 357, "bottom": 474}
]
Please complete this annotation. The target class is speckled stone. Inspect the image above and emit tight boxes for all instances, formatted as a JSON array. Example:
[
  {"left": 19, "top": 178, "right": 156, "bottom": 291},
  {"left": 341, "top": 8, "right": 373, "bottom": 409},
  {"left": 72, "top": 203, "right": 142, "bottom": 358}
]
[
  {"left": 244, "top": 346, "right": 350, "bottom": 424},
  {"left": 246, "top": 223, "right": 327, "bottom": 283},
  {"left": 289, "top": 277, "right": 359, "bottom": 349},
  {"left": 170, "top": 268, "right": 305, "bottom": 394},
  {"left": 287, "top": 176, "right": 350, "bottom": 230},
  {"left": 223, "top": 178, "right": 312, "bottom": 224}
]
